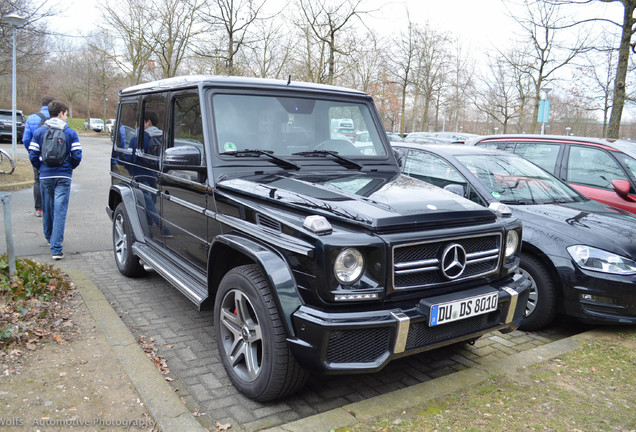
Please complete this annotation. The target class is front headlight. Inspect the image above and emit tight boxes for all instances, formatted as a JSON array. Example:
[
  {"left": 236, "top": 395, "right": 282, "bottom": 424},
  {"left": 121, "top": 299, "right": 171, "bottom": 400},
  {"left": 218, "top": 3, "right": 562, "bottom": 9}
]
[
  {"left": 505, "top": 230, "right": 519, "bottom": 257},
  {"left": 334, "top": 248, "right": 364, "bottom": 284},
  {"left": 567, "top": 245, "right": 636, "bottom": 275}
]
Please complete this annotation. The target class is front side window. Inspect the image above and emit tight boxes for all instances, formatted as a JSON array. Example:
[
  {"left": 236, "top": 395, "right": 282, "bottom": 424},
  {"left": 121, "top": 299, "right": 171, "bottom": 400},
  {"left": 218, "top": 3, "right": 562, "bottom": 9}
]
[
  {"left": 139, "top": 96, "right": 166, "bottom": 157},
  {"left": 212, "top": 94, "right": 387, "bottom": 157},
  {"left": 164, "top": 94, "right": 207, "bottom": 183},
  {"left": 566, "top": 146, "right": 627, "bottom": 189}
]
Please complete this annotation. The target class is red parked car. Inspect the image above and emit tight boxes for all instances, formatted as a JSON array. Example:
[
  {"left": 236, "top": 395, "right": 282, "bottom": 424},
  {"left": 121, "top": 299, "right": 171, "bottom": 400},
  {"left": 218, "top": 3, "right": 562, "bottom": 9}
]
[{"left": 468, "top": 134, "right": 636, "bottom": 214}]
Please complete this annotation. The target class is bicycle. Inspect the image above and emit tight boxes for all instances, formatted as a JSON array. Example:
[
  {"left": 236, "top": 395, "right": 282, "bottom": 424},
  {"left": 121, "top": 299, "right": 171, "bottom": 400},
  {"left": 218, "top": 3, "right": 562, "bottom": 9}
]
[{"left": 0, "top": 148, "right": 17, "bottom": 175}]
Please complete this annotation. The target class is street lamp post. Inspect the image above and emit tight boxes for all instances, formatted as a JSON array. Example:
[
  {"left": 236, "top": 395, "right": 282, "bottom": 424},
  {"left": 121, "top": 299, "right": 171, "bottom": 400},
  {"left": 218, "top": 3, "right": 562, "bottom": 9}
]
[{"left": 2, "top": 13, "right": 27, "bottom": 160}]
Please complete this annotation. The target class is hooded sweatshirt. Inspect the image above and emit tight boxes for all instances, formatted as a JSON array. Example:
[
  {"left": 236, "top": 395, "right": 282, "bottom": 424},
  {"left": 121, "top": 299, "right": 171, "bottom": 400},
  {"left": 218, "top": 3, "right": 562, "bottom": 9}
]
[{"left": 28, "top": 117, "right": 82, "bottom": 179}]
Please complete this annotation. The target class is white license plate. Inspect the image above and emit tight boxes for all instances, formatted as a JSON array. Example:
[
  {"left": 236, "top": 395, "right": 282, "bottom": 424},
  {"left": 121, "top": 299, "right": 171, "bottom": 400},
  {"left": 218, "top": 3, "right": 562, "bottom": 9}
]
[{"left": 429, "top": 292, "right": 499, "bottom": 326}]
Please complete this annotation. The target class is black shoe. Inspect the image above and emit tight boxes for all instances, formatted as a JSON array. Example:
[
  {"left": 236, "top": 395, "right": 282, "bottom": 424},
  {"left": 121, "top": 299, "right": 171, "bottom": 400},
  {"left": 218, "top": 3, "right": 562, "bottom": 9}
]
[{"left": 52, "top": 253, "right": 64, "bottom": 260}]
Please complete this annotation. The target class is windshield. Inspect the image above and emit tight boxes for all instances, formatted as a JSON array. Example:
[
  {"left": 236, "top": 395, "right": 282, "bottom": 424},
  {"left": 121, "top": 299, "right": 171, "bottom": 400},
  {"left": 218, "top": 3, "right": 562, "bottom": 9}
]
[
  {"left": 212, "top": 94, "right": 387, "bottom": 158},
  {"left": 455, "top": 154, "right": 583, "bottom": 205},
  {"left": 609, "top": 140, "right": 636, "bottom": 159}
]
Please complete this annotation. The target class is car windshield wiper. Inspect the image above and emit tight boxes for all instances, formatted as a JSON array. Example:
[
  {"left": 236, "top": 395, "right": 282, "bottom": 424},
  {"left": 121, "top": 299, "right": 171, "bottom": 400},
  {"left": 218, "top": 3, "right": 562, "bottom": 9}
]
[
  {"left": 220, "top": 149, "right": 300, "bottom": 170},
  {"left": 292, "top": 150, "right": 363, "bottom": 170}
]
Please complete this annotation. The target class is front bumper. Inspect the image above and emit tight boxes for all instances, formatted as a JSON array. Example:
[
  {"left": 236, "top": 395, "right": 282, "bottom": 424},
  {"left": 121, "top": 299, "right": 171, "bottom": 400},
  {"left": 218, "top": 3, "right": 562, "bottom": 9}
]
[
  {"left": 288, "top": 272, "right": 530, "bottom": 373},
  {"left": 558, "top": 262, "right": 636, "bottom": 325}
]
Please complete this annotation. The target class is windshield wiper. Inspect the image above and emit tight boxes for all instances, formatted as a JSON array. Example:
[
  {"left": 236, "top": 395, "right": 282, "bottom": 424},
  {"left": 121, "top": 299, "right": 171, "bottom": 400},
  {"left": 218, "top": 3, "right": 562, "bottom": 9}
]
[
  {"left": 220, "top": 149, "right": 300, "bottom": 170},
  {"left": 292, "top": 150, "right": 363, "bottom": 170}
]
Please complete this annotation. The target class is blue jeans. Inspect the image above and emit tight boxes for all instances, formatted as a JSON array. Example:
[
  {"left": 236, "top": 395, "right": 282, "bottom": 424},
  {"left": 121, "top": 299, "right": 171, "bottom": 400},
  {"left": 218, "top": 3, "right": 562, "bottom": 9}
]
[{"left": 40, "top": 177, "right": 72, "bottom": 255}]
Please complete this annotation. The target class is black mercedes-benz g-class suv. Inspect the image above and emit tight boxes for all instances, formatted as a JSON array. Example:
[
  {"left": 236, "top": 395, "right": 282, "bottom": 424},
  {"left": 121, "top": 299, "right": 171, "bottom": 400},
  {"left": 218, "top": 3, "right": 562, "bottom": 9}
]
[{"left": 107, "top": 75, "right": 530, "bottom": 401}]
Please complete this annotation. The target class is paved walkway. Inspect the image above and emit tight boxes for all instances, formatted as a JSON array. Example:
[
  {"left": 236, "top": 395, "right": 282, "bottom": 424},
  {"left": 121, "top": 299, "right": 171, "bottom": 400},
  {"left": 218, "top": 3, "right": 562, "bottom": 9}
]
[{"left": 39, "top": 250, "right": 583, "bottom": 432}]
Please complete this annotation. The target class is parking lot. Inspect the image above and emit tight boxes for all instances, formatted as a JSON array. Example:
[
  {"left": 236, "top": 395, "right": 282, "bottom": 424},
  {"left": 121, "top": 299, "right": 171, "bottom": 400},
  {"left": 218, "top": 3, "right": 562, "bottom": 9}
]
[
  {"left": 53, "top": 250, "right": 580, "bottom": 431},
  {"left": 2, "top": 138, "right": 584, "bottom": 431}
]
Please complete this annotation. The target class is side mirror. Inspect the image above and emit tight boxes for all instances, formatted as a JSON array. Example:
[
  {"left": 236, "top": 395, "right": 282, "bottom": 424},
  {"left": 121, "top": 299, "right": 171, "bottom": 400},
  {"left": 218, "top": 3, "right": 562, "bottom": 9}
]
[
  {"left": 444, "top": 184, "right": 465, "bottom": 197},
  {"left": 611, "top": 179, "right": 632, "bottom": 198},
  {"left": 163, "top": 145, "right": 207, "bottom": 183},
  {"left": 164, "top": 145, "right": 202, "bottom": 168}
]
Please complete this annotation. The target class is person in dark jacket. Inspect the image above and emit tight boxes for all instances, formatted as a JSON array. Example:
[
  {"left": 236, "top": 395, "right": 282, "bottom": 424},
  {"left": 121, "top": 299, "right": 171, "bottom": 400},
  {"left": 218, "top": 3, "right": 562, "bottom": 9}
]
[
  {"left": 28, "top": 100, "right": 82, "bottom": 260},
  {"left": 22, "top": 95, "right": 54, "bottom": 217}
]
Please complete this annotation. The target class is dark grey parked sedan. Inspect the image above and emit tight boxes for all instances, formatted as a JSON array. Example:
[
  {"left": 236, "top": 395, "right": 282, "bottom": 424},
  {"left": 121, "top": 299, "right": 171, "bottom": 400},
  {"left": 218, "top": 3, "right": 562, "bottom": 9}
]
[{"left": 393, "top": 142, "right": 636, "bottom": 330}]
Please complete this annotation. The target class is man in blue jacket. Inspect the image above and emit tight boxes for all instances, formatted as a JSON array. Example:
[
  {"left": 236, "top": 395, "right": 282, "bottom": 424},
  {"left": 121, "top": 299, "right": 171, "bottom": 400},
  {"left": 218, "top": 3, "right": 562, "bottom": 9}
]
[
  {"left": 22, "top": 95, "right": 54, "bottom": 217},
  {"left": 28, "top": 100, "right": 82, "bottom": 260}
]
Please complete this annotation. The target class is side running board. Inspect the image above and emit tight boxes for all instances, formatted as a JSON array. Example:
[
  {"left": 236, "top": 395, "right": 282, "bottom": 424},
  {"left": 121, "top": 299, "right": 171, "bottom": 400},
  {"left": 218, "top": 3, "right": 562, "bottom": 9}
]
[{"left": 132, "top": 242, "right": 208, "bottom": 308}]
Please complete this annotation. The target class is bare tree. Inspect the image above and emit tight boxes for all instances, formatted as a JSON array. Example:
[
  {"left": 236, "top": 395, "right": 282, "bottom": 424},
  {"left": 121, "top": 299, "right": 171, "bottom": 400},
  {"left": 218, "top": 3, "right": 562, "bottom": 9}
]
[
  {"left": 474, "top": 54, "right": 524, "bottom": 133},
  {"left": 389, "top": 21, "right": 418, "bottom": 137},
  {"left": 197, "top": 0, "right": 268, "bottom": 76},
  {"left": 503, "top": 0, "right": 590, "bottom": 133},
  {"left": 446, "top": 40, "right": 475, "bottom": 132},
  {"left": 147, "top": 0, "right": 204, "bottom": 78},
  {"left": 100, "top": 0, "right": 156, "bottom": 85},
  {"left": 409, "top": 25, "right": 450, "bottom": 133},
  {"left": 240, "top": 17, "right": 293, "bottom": 79},
  {"left": 598, "top": 0, "right": 635, "bottom": 137},
  {"left": 297, "top": 0, "right": 370, "bottom": 84},
  {"left": 47, "top": 46, "right": 84, "bottom": 117},
  {"left": 345, "top": 32, "right": 384, "bottom": 93}
]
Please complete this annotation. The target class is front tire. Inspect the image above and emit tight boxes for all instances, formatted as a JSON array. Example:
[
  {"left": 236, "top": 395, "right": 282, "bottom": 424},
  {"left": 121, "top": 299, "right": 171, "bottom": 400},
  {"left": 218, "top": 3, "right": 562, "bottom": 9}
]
[
  {"left": 518, "top": 254, "right": 557, "bottom": 331},
  {"left": 112, "top": 203, "right": 145, "bottom": 277},
  {"left": 214, "top": 264, "right": 308, "bottom": 401}
]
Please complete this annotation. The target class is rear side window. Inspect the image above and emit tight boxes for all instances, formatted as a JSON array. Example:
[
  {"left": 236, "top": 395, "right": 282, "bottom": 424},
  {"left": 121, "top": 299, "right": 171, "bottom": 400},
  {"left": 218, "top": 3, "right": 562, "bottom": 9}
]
[
  {"left": 513, "top": 143, "right": 559, "bottom": 173},
  {"left": 114, "top": 102, "right": 138, "bottom": 152},
  {"left": 566, "top": 146, "right": 628, "bottom": 189}
]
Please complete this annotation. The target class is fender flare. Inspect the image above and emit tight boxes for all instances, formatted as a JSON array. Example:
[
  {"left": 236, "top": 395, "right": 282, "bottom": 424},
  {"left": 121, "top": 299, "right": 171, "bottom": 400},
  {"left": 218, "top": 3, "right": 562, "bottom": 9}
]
[
  {"left": 107, "top": 184, "right": 146, "bottom": 244},
  {"left": 210, "top": 233, "right": 303, "bottom": 337}
]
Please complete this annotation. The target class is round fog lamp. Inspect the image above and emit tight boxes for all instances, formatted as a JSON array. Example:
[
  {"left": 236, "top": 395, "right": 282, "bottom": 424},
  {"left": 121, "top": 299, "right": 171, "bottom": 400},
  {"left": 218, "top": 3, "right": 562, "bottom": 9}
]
[
  {"left": 334, "top": 248, "right": 364, "bottom": 284},
  {"left": 505, "top": 231, "right": 519, "bottom": 257}
]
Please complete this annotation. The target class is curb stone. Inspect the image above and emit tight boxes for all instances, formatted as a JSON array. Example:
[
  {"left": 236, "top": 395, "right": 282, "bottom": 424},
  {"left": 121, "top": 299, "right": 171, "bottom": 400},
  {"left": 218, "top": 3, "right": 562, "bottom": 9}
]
[
  {"left": 67, "top": 269, "right": 207, "bottom": 432},
  {"left": 0, "top": 180, "right": 34, "bottom": 191},
  {"left": 262, "top": 329, "right": 602, "bottom": 432}
]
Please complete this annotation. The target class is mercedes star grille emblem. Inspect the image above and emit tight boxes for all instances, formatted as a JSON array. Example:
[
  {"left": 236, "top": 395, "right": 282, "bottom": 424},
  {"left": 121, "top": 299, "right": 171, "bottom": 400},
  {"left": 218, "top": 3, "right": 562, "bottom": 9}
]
[{"left": 441, "top": 244, "right": 467, "bottom": 279}]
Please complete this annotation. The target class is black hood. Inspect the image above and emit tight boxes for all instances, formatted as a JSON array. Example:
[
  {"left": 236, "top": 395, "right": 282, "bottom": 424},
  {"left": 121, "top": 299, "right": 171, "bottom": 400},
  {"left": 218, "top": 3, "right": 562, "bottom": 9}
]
[
  {"left": 217, "top": 171, "right": 497, "bottom": 231},
  {"left": 510, "top": 200, "right": 636, "bottom": 258}
]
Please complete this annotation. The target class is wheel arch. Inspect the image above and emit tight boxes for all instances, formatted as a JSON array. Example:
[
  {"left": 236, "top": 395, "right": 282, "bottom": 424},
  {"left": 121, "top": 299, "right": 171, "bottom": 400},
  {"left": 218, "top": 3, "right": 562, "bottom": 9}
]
[
  {"left": 207, "top": 233, "right": 302, "bottom": 337},
  {"left": 107, "top": 184, "right": 145, "bottom": 245},
  {"left": 520, "top": 241, "right": 564, "bottom": 304}
]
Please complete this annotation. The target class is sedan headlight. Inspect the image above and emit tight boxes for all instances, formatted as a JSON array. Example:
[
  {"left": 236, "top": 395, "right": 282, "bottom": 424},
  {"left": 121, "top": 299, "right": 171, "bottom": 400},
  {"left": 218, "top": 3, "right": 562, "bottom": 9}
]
[
  {"left": 505, "top": 230, "right": 519, "bottom": 257},
  {"left": 567, "top": 245, "right": 636, "bottom": 275},
  {"left": 334, "top": 248, "right": 364, "bottom": 284}
]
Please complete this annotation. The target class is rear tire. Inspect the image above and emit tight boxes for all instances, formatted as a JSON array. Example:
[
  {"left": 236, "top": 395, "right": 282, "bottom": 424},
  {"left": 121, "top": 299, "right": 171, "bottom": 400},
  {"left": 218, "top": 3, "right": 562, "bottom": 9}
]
[
  {"left": 112, "top": 203, "right": 145, "bottom": 277},
  {"left": 518, "top": 254, "right": 557, "bottom": 331},
  {"left": 214, "top": 264, "right": 309, "bottom": 401}
]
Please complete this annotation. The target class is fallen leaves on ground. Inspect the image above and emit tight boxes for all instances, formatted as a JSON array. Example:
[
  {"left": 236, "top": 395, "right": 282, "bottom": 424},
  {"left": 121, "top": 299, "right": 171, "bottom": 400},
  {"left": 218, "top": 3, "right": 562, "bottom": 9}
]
[
  {"left": 215, "top": 420, "right": 232, "bottom": 431},
  {"left": 137, "top": 335, "right": 170, "bottom": 375}
]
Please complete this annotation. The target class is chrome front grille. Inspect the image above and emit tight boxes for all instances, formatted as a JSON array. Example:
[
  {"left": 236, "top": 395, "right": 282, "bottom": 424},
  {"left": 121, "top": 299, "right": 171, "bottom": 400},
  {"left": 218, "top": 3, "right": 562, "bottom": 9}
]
[{"left": 393, "top": 233, "right": 502, "bottom": 289}]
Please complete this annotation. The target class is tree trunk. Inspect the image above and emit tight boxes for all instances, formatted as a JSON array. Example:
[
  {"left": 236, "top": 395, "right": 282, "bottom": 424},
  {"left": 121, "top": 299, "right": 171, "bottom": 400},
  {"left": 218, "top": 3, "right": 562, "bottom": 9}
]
[{"left": 607, "top": 1, "right": 635, "bottom": 139}]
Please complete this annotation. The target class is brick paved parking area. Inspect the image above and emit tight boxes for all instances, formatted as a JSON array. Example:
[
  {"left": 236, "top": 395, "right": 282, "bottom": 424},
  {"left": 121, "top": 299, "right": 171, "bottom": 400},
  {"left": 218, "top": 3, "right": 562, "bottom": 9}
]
[{"left": 62, "top": 250, "right": 583, "bottom": 432}]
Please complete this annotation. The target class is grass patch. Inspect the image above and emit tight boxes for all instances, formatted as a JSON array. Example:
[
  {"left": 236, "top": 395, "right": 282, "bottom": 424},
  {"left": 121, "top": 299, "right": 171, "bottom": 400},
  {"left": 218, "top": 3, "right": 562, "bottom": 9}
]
[
  {"left": 339, "top": 329, "right": 636, "bottom": 432},
  {"left": 67, "top": 117, "right": 85, "bottom": 131},
  {"left": 0, "top": 156, "right": 33, "bottom": 190}
]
